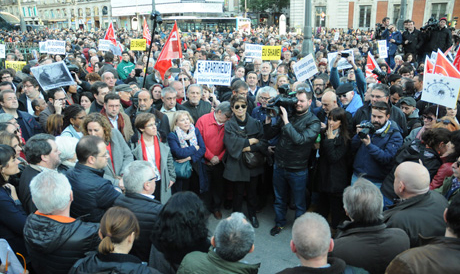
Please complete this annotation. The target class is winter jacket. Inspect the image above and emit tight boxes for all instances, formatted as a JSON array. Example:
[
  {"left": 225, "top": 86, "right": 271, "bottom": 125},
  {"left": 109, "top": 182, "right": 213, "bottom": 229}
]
[
  {"left": 103, "top": 128, "right": 134, "bottom": 186},
  {"left": 18, "top": 165, "right": 41, "bottom": 214},
  {"left": 113, "top": 192, "right": 163, "bottom": 263},
  {"left": 352, "top": 120, "right": 403, "bottom": 183},
  {"left": 66, "top": 163, "right": 121, "bottom": 222},
  {"left": 69, "top": 251, "right": 161, "bottom": 274},
  {"left": 0, "top": 108, "right": 43, "bottom": 141},
  {"left": 425, "top": 26, "right": 453, "bottom": 53},
  {"left": 353, "top": 103, "right": 407, "bottom": 137},
  {"left": 383, "top": 191, "right": 448, "bottom": 247},
  {"left": 23, "top": 213, "right": 100, "bottom": 274},
  {"left": 435, "top": 176, "right": 460, "bottom": 203},
  {"left": 430, "top": 160, "right": 453, "bottom": 190},
  {"left": 382, "top": 29, "right": 403, "bottom": 55},
  {"left": 181, "top": 100, "right": 212, "bottom": 124},
  {"left": 330, "top": 67, "right": 367, "bottom": 99},
  {"left": 332, "top": 221, "right": 410, "bottom": 274},
  {"left": 277, "top": 257, "right": 368, "bottom": 274},
  {"left": 264, "top": 110, "right": 320, "bottom": 170},
  {"left": 402, "top": 28, "right": 423, "bottom": 54},
  {"left": 117, "top": 60, "right": 135, "bottom": 80}
]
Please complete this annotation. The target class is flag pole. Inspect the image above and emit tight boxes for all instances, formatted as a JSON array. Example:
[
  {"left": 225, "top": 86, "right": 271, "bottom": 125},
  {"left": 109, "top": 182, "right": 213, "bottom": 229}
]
[{"left": 143, "top": 11, "right": 162, "bottom": 89}]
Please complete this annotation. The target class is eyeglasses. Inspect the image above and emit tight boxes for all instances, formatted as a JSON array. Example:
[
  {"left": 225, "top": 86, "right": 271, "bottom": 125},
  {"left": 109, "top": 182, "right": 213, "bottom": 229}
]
[
  {"left": 454, "top": 160, "right": 460, "bottom": 168},
  {"left": 422, "top": 115, "right": 434, "bottom": 122},
  {"left": 259, "top": 96, "right": 271, "bottom": 101},
  {"left": 147, "top": 176, "right": 158, "bottom": 182},
  {"left": 178, "top": 78, "right": 189, "bottom": 81},
  {"left": 338, "top": 93, "right": 349, "bottom": 98},
  {"left": 233, "top": 104, "right": 247, "bottom": 110},
  {"left": 1, "top": 75, "right": 12, "bottom": 80},
  {"left": 96, "top": 153, "right": 109, "bottom": 158}
]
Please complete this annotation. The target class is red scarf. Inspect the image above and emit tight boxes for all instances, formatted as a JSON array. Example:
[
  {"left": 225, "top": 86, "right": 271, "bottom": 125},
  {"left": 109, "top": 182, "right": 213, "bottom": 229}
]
[
  {"left": 106, "top": 143, "right": 116, "bottom": 173},
  {"left": 101, "top": 108, "right": 125, "bottom": 137},
  {"left": 140, "top": 134, "right": 161, "bottom": 173}
]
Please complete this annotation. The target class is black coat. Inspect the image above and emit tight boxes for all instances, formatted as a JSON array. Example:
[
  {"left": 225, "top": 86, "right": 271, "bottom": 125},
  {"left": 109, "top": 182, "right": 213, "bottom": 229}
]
[
  {"left": 424, "top": 26, "right": 453, "bottom": 53},
  {"left": 332, "top": 221, "right": 410, "bottom": 274},
  {"left": 18, "top": 165, "right": 41, "bottom": 214},
  {"left": 264, "top": 110, "right": 320, "bottom": 170},
  {"left": 181, "top": 100, "right": 212, "bottom": 124},
  {"left": 66, "top": 163, "right": 121, "bottom": 222},
  {"left": 223, "top": 115, "right": 266, "bottom": 182},
  {"left": 402, "top": 28, "right": 423, "bottom": 54},
  {"left": 69, "top": 252, "right": 161, "bottom": 274},
  {"left": 125, "top": 106, "right": 170, "bottom": 143},
  {"left": 23, "top": 213, "right": 100, "bottom": 274},
  {"left": 113, "top": 193, "right": 163, "bottom": 262},
  {"left": 315, "top": 135, "right": 351, "bottom": 193}
]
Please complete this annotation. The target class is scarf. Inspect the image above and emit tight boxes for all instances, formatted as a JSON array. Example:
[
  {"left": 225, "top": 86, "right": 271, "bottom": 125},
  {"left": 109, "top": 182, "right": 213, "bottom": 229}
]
[
  {"left": 101, "top": 108, "right": 125, "bottom": 137},
  {"left": 140, "top": 134, "right": 161, "bottom": 173},
  {"left": 175, "top": 124, "right": 198, "bottom": 148}
]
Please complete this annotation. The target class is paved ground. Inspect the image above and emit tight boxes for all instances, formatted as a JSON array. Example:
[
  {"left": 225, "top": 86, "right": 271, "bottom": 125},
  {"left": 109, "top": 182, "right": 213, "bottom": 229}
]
[{"left": 206, "top": 203, "right": 300, "bottom": 274}]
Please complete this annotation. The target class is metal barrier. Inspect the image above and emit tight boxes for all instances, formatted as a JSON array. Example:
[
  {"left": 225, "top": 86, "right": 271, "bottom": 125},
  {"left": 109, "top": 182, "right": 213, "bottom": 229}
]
[{"left": 4, "top": 42, "right": 40, "bottom": 62}]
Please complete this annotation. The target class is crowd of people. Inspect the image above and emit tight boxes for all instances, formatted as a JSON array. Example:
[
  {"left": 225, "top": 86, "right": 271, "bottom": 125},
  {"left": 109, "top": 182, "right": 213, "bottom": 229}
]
[{"left": 0, "top": 15, "right": 460, "bottom": 274}]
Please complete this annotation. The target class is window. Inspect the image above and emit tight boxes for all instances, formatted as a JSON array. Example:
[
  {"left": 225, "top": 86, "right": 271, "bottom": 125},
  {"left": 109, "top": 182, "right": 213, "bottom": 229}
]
[
  {"left": 359, "top": 5, "right": 371, "bottom": 28},
  {"left": 315, "top": 6, "right": 326, "bottom": 27},
  {"left": 431, "top": 3, "right": 447, "bottom": 19}
]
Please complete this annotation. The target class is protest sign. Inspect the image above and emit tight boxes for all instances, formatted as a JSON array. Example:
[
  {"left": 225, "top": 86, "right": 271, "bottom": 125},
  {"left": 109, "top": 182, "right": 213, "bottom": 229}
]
[
  {"left": 421, "top": 73, "right": 460, "bottom": 108},
  {"left": 262, "top": 46, "right": 281, "bottom": 60},
  {"left": 327, "top": 49, "right": 354, "bottom": 71},
  {"left": 131, "top": 39, "right": 147, "bottom": 51},
  {"left": 377, "top": 40, "right": 388, "bottom": 59},
  {"left": 334, "top": 32, "right": 339, "bottom": 41},
  {"left": 244, "top": 44, "right": 262, "bottom": 59},
  {"left": 5, "top": 61, "right": 26, "bottom": 72},
  {"left": 0, "top": 44, "right": 5, "bottom": 59},
  {"left": 46, "top": 40, "right": 66, "bottom": 55},
  {"left": 110, "top": 43, "right": 122, "bottom": 56},
  {"left": 39, "top": 41, "right": 47, "bottom": 53},
  {"left": 195, "top": 60, "right": 232, "bottom": 86},
  {"left": 30, "top": 61, "right": 75, "bottom": 91},
  {"left": 293, "top": 54, "right": 318, "bottom": 82},
  {"left": 99, "top": 39, "right": 112, "bottom": 51}
]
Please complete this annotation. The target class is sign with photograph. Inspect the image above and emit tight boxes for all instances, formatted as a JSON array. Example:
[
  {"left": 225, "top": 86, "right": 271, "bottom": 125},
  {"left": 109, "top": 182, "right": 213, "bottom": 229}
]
[
  {"left": 327, "top": 50, "right": 354, "bottom": 71},
  {"left": 30, "top": 61, "right": 75, "bottom": 90}
]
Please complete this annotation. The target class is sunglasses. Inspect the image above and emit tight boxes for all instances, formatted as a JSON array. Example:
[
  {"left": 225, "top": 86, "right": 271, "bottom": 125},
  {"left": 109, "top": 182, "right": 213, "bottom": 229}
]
[
  {"left": 233, "top": 104, "right": 247, "bottom": 110},
  {"left": 437, "top": 119, "right": 452, "bottom": 125},
  {"left": 422, "top": 115, "right": 434, "bottom": 122},
  {"left": 338, "top": 93, "right": 349, "bottom": 98}
]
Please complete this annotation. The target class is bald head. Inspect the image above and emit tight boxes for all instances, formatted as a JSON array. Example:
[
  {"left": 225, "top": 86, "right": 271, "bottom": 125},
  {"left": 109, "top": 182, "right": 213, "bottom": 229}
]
[
  {"left": 394, "top": 162, "right": 430, "bottom": 199},
  {"left": 321, "top": 91, "right": 338, "bottom": 114}
]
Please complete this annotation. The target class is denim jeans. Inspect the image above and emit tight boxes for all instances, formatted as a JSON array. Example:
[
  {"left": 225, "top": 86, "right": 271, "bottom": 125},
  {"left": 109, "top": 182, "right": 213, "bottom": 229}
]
[{"left": 273, "top": 163, "right": 308, "bottom": 227}]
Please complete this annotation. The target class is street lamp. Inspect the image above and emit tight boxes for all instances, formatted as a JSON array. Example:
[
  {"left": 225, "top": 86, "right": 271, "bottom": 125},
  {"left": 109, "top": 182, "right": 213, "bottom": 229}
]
[
  {"left": 301, "top": 0, "right": 313, "bottom": 56},
  {"left": 16, "top": 0, "right": 26, "bottom": 31}
]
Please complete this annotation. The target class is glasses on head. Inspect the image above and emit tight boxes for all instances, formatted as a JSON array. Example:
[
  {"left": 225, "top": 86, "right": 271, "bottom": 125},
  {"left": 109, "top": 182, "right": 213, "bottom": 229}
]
[
  {"left": 233, "top": 104, "right": 247, "bottom": 110},
  {"left": 422, "top": 115, "right": 434, "bottom": 122}
]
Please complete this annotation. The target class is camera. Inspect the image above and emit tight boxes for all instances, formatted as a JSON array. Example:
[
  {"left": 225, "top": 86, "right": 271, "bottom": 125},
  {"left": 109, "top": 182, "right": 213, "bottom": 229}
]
[
  {"left": 372, "top": 68, "right": 387, "bottom": 83},
  {"left": 357, "top": 121, "right": 376, "bottom": 139},
  {"left": 421, "top": 17, "right": 439, "bottom": 31},
  {"left": 266, "top": 84, "right": 298, "bottom": 117}
]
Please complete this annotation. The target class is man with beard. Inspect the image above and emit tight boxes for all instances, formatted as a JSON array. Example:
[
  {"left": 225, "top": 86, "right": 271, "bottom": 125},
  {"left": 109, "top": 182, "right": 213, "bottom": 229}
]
[
  {"left": 181, "top": 84, "right": 212, "bottom": 123},
  {"left": 265, "top": 89, "right": 321, "bottom": 236},
  {"left": 335, "top": 83, "right": 363, "bottom": 117},
  {"left": 310, "top": 77, "right": 326, "bottom": 115},
  {"left": 351, "top": 101, "right": 403, "bottom": 187},
  {"left": 259, "top": 62, "right": 274, "bottom": 87}
]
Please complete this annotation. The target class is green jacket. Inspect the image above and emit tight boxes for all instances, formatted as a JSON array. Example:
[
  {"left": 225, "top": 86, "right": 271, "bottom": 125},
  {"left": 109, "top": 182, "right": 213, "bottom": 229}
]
[
  {"left": 435, "top": 176, "right": 460, "bottom": 203},
  {"left": 117, "top": 60, "right": 135, "bottom": 80},
  {"left": 177, "top": 248, "right": 260, "bottom": 274}
]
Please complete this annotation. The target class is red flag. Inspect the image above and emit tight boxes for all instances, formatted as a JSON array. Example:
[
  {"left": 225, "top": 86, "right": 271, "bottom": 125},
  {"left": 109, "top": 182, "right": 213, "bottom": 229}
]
[
  {"left": 425, "top": 57, "right": 434, "bottom": 74},
  {"left": 365, "top": 52, "right": 380, "bottom": 80},
  {"left": 143, "top": 18, "right": 151, "bottom": 46},
  {"left": 434, "top": 49, "right": 460, "bottom": 78},
  {"left": 104, "top": 22, "right": 117, "bottom": 45},
  {"left": 154, "top": 21, "right": 183, "bottom": 80},
  {"left": 453, "top": 49, "right": 460, "bottom": 72},
  {"left": 444, "top": 46, "right": 453, "bottom": 56}
]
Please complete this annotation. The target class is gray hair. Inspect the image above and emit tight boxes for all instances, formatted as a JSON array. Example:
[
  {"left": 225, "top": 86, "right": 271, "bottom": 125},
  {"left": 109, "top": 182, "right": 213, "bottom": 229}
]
[
  {"left": 0, "top": 113, "right": 14, "bottom": 123},
  {"left": 123, "top": 160, "right": 155, "bottom": 194},
  {"left": 292, "top": 213, "right": 330, "bottom": 260},
  {"left": 214, "top": 212, "right": 254, "bottom": 262},
  {"left": 187, "top": 84, "right": 203, "bottom": 96},
  {"left": 55, "top": 136, "right": 78, "bottom": 166},
  {"left": 30, "top": 170, "right": 72, "bottom": 215},
  {"left": 256, "top": 86, "right": 277, "bottom": 102},
  {"left": 101, "top": 71, "right": 115, "bottom": 81},
  {"left": 343, "top": 178, "right": 383, "bottom": 223},
  {"left": 161, "top": 86, "right": 177, "bottom": 97},
  {"left": 215, "top": 101, "right": 232, "bottom": 116}
]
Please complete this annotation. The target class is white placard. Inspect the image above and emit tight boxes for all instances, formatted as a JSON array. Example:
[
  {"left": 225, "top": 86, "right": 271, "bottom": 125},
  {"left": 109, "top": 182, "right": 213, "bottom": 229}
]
[
  {"left": 46, "top": 40, "right": 66, "bottom": 55},
  {"left": 244, "top": 43, "right": 263, "bottom": 58},
  {"left": 327, "top": 49, "right": 354, "bottom": 71},
  {"left": 110, "top": 43, "right": 122, "bottom": 56},
  {"left": 293, "top": 54, "right": 318, "bottom": 82},
  {"left": 99, "top": 39, "right": 112, "bottom": 51},
  {"left": 377, "top": 40, "right": 388, "bottom": 59},
  {"left": 334, "top": 32, "right": 339, "bottom": 41},
  {"left": 30, "top": 61, "right": 76, "bottom": 91},
  {"left": 0, "top": 44, "right": 5, "bottom": 59},
  {"left": 39, "top": 41, "right": 47, "bottom": 53},
  {"left": 421, "top": 73, "right": 460, "bottom": 108},
  {"left": 195, "top": 60, "right": 232, "bottom": 86}
]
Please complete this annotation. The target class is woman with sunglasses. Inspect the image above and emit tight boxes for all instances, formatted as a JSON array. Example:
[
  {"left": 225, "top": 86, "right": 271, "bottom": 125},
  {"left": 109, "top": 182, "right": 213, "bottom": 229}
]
[
  {"left": 223, "top": 95, "right": 267, "bottom": 228},
  {"left": 405, "top": 105, "right": 447, "bottom": 145},
  {"left": 0, "top": 144, "right": 28, "bottom": 261}
]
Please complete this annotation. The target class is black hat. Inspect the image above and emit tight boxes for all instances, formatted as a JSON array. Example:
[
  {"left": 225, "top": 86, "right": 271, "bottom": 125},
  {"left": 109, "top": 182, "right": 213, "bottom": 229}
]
[
  {"left": 335, "top": 83, "right": 354, "bottom": 95},
  {"left": 399, "top": 97, "right": 416, "bottom": 107}
]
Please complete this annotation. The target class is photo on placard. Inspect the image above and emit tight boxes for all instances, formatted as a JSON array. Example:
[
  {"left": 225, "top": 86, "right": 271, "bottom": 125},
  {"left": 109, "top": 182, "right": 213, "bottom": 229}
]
[{"left": 31, "top": 61, "right": 75, "bottom": 90}]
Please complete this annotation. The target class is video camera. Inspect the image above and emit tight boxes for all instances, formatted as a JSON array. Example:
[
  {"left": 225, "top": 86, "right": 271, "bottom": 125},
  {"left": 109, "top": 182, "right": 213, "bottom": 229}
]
[
  {"left": 357, "top": 121, "right": 375, "bottom": 139},
  {"left": 372, "top": 68, "right": 387, "bottom": 84},
  {"left": 266, "top": 84, "right": 298, "bottom": 117},
  {"left": 420, "top": 17, "right": 439, "bottom": 32}
]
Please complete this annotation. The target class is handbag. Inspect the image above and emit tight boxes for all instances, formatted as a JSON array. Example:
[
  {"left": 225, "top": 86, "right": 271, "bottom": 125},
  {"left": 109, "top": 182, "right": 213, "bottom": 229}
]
[
  {"left": 242, "top": 151, "right": 265, "bottom": 169},
  {"left": 173, "top": 160, "right": 192, "bottom": 179}
]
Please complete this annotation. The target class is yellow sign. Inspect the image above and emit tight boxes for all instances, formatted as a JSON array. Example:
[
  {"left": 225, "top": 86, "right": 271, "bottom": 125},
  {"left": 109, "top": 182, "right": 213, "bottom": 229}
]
[
  {"left": 130, "top": 39, "right": 147, "bottom": 51},
  {"left": 5, "top": 61, "right": 26, "bottom": 72},
  {"left": 262, "top": 46, "right": 281, "bottom": 60}
]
